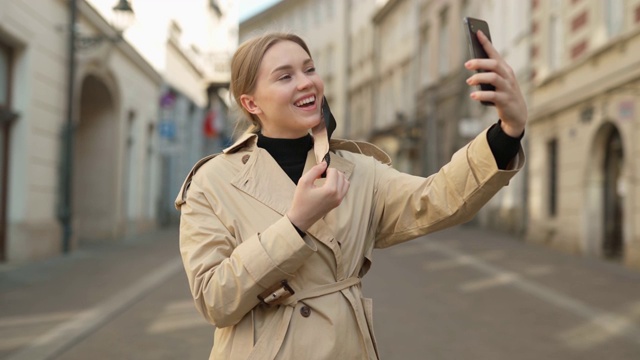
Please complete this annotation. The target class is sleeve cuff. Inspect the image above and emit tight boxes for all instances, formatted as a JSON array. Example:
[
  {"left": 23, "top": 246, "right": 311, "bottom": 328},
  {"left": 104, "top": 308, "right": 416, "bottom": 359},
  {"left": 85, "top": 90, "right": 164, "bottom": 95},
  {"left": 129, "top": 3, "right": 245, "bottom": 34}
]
[
  {"left": 235, "top": 217, "right": 316, "bottom": 289},
  {"left": 486, "top": 120, "right": 523, "bottom": 170}
]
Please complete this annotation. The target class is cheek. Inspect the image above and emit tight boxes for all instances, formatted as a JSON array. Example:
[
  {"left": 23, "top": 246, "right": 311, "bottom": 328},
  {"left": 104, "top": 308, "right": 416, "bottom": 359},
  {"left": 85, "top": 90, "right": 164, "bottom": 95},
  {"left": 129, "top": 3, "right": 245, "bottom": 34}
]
[
  {"left": 271, "top": 86, "right": 292, "bottom": 101},
  {"left": 315, "top": 79, "right": 325, "bottom": 96}
]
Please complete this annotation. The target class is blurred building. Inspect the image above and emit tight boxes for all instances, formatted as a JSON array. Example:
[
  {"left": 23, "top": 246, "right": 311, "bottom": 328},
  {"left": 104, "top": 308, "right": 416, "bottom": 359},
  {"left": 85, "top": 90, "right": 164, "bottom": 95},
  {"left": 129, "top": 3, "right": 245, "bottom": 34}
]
[
  {"left": 0, "top": 0, "right": 236, "bottom": 262},
  {"left": 413, "top": 1, "right": 532, "bottom": 234},
  {"left": 528, "top": 0, "right": 640, "bottom": 269},
  {"left": 88, "top": 0, "right": 238, "bottom": 226},
  {"left": 239, "top": 0, "right": 640, "bottom": 270},
  {"left": 0, "top": 0, "right": 161, "bottom": 261},
  {"left": 371, "top": 0, "right": 420, "bottom": 174},
  {"left": 240, "top": 0, "right": 531, "bottom": 234},
  {"left": 463, "top": 1, "right": 532, "bottom": 234}
]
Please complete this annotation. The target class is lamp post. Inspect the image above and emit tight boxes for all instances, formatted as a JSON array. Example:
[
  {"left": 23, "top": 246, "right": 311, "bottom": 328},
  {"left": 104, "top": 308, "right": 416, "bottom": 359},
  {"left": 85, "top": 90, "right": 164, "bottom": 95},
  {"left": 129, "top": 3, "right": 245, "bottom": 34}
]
[{"left": 60, "top": 0, "right": 134, "bottom": 254}]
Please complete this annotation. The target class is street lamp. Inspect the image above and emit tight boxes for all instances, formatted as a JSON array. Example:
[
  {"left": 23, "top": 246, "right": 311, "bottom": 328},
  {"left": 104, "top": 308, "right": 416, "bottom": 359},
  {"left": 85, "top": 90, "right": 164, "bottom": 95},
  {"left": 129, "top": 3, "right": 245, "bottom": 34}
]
[
  {"left": 60, "top": 0, "right": 135, "bottom": 254},
  {"left": 111, "top": 0, "right": 135, "bottom": 32},
  {"left": 74, "top": 0, "right": 135, "bottom": 50}
]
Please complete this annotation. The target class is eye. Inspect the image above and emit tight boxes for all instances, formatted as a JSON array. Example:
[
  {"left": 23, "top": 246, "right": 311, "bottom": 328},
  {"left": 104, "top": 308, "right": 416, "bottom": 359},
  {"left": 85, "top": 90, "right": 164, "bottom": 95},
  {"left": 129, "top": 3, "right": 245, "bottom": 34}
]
[
  {"left": 278, "top": 74, "right": 292, "bottom": 81},
  {"left": 305, "top": 67, "right": 316, "bottom": 74}
]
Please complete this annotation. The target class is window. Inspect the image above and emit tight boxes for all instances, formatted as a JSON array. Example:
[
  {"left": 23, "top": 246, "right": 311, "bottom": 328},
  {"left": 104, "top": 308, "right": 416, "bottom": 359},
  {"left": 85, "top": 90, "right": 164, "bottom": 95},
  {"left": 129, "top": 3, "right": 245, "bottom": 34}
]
[
  {"left": 549, "top": 0, "right": 563, "bottom": 70},
  {"left": 125, "top": 110, "right": 138, "bottom": 218},
  {"left": 0, "top": 44, "right": 9, "bottom": 107},
  {"left": 547, "top": 139, "right": 558, "bottom": 217},
  {"left": 438, "top": 7, "right": 449, "bottom": 76},
  {"left": 0, "top": 41, "right": 15, "bottom": 262},
  {"left": 144, "top": 122, "right": 154, "bottom": 219},
  {"left": 605, "top": 0, "right": 624, "bottom": 38},
  {"left": 0, "top": 42, "right": 13, "bottom": 167},
  {"left": 420, "top": 27, "right": 431, "bottom": 86},
  {"left": 402, "top": 64, "right": 412, "bottom": 113}
]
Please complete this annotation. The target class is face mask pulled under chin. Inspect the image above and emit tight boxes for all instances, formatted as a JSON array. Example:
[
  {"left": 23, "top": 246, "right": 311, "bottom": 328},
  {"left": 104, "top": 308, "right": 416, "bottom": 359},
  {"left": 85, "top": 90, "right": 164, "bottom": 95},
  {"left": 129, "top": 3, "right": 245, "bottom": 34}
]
[{"left": 312, "top": 96, "right": 337, "bottom": 167}]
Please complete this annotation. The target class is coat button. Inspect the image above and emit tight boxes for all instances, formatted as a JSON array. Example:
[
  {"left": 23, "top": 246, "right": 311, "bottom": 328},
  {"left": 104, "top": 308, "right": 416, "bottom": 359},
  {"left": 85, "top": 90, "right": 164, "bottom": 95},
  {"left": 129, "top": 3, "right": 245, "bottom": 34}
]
[
  {"left": 300, "top": 305, "right": 311, "bottom": 318},
  {"left": 242, "top": 155, "right": 250, "bottom": 164}
]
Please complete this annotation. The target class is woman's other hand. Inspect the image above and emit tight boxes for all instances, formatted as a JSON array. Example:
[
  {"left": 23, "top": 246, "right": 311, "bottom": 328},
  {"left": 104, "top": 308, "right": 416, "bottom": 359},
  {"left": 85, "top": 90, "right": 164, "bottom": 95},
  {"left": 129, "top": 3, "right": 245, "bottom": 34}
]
[
  {"left": 286, "top": 161, "right": 349, "bottom": 231},
  {"left": 464, "top": 30, "right": 527, "bottom": 138}
]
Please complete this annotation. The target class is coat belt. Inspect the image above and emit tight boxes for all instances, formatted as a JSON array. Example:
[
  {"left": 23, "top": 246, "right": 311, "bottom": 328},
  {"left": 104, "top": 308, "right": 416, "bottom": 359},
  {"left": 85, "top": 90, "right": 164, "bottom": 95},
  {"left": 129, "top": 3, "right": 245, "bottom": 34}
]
[
  {"left": 280, "top": 276, "right": 361, "bottom": 307},
  {"left": 237, "top": 276, "right": 362, "bottom": 360}
]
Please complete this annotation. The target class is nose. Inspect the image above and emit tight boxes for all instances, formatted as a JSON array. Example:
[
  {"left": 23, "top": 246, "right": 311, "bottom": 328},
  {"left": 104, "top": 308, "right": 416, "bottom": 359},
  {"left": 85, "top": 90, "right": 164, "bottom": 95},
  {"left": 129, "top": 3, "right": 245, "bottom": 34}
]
[{"left": 296, "top": 73, "right": 313, "bottom": 91}]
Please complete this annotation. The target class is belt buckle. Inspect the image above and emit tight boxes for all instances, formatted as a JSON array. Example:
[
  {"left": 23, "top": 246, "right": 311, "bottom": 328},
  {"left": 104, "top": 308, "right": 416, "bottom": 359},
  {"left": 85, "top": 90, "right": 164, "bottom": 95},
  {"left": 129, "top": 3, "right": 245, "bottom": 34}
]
[{"left": 257, "top": 280, "right": 295, "bottom": 306}]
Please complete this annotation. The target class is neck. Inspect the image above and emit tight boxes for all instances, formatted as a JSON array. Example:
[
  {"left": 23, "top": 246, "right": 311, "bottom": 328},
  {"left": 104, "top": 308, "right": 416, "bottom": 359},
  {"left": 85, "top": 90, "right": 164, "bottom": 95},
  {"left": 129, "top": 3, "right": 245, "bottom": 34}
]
[
  {"left": 257, "top": 132, "right": 313, "bottom": 184},
  {"left": 260, "top": 127, "right": 309, "bottom": 139}
]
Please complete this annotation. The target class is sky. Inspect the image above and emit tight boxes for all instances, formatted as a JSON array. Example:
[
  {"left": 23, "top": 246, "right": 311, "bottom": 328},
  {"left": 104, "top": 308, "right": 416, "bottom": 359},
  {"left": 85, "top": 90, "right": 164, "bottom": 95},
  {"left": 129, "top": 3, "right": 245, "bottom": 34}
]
[{"left": 239, "top": 0, "right": 281, "bottom": 22}]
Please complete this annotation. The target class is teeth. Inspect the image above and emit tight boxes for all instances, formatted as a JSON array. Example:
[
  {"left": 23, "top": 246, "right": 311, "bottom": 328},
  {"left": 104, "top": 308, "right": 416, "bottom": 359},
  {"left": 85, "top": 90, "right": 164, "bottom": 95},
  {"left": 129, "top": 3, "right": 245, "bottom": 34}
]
[{"left": 295, "top": 96, "right": 315, "bottom": 107}]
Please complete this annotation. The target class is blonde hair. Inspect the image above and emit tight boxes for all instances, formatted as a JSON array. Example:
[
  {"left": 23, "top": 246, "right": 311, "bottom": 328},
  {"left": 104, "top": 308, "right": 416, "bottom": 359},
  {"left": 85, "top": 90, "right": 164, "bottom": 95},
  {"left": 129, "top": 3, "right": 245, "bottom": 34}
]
[{"left": 230, "top": 32, "right": 313, "bottom": 135}]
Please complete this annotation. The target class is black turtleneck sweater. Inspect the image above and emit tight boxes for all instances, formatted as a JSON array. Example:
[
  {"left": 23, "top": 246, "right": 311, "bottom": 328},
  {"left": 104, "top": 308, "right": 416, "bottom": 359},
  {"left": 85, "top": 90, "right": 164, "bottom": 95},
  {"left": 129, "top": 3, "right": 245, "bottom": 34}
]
[{"left": 257, "top": 133, "right": 314, "bottom": 185}]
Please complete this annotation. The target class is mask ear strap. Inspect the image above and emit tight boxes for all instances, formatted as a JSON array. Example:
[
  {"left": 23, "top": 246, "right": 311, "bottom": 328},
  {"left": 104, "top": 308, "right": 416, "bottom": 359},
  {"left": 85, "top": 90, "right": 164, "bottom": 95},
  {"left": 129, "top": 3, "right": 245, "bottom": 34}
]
[{"left": 312, "top": 96, "right": 337, "bottom": 165}]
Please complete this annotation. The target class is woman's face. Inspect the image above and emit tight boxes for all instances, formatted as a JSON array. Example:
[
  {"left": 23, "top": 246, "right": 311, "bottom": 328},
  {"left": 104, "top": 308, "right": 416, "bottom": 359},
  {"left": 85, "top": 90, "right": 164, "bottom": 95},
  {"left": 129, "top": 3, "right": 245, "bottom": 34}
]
[{"left": 241, "top": 40, "right": 324, "bottom": 138}]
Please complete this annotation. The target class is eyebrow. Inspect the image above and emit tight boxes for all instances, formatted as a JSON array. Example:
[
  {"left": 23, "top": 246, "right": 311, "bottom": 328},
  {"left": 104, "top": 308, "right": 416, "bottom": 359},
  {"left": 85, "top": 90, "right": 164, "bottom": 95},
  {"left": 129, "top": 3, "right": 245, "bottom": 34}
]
[{"left": 270, "top": 58, "right": 314, "bottom": 75}]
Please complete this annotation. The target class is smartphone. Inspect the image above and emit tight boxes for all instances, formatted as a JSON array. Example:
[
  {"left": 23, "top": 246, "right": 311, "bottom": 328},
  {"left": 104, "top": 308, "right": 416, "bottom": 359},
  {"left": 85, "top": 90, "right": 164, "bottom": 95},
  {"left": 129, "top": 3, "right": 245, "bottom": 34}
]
[{"left": 463, "top": 17, "right": 495, "bottom": 106}]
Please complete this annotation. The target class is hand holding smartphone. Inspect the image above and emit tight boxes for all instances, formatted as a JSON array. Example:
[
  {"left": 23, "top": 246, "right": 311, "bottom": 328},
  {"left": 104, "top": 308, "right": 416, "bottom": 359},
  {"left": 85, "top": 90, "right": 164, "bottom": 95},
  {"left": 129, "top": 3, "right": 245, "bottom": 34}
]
[{"left": 463, "top": 17, "right": 495, "bottom": 106}]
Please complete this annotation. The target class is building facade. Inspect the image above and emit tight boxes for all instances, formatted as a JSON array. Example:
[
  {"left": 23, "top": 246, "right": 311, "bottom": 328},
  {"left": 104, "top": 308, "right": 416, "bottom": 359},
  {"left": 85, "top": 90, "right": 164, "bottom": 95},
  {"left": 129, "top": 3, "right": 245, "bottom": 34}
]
[
  {"left": 346, "top": 0, "right": 379, "bottom": 143},
  {"left": 240, "top": 0, "right": 531, "bottom": 232},
  {"left": 240, "top": 0, "right": 640, "bottom": 270},
  {"left": 0, "top": 0, "right": 237, "bottom": 262},
  {"left": 90, "top": 0, "right": 237, "bottom": 226},
  {"left": 463, "top": 0, "right": 532, "bottom": 233},
  {"left": 0, "top": 0, "right": 162, "bottom": 261},
  {"left": 371, "top": 0, "right": 421, "bottom": 174},
  {"left": 529, "top": 0, "right": 640, "bottom": 269},
  {"left": 374, "top": 0, "right": 532, "bottom": 233}
]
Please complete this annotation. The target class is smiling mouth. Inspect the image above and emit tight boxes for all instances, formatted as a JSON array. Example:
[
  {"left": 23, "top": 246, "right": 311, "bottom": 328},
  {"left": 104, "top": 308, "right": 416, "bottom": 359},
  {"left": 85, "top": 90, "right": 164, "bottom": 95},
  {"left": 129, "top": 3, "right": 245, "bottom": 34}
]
[{"left": 294, "top": 95, "right": 316, "bottom": 108}]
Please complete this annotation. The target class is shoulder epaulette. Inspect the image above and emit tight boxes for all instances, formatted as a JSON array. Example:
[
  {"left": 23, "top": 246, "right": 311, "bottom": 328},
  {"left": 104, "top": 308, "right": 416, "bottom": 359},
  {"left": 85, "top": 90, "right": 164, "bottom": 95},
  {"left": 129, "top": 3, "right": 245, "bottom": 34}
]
[
  {"left": 174, "top": 153, "right": 220, "bottom": 210},
  {"left": 330, "top": 139, "right": 392, "bottom": 165}
]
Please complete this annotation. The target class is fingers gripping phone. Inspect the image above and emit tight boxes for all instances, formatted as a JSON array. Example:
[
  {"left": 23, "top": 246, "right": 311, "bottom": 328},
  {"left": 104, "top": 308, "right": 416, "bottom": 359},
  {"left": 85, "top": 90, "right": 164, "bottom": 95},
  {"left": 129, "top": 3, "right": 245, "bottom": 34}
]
[{"left": 463, "top": 17, "right": 495, "bottom": 106}]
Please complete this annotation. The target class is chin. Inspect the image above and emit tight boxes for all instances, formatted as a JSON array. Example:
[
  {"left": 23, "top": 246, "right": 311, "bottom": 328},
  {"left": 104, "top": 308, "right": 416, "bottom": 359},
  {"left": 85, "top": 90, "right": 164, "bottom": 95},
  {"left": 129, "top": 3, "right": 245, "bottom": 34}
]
[
  {"left": 309, "top": 120, "right": 323, "bottom": 130},
  {"left": 299, "top": 116, "right": 322, "bottom": 130}
]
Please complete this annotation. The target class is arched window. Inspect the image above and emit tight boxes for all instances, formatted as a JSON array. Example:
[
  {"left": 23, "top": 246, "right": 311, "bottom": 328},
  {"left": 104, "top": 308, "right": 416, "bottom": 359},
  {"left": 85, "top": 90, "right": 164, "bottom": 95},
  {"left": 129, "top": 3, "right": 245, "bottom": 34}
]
[{"left": 0, "top": 41, "right": 17, "bottom": 262}]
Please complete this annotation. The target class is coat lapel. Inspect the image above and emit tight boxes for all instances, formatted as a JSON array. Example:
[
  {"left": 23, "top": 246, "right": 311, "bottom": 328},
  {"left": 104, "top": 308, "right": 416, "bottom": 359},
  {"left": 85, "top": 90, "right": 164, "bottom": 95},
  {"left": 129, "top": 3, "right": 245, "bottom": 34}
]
[
  {"left": 231, "top": 144, "right": 355, "bottom": 255},
  {"left": 302, "top": 151, "right": 354, "bottom": 279},
  {"left": 231, "top": 147, "right": 296, "bottom": 216}
]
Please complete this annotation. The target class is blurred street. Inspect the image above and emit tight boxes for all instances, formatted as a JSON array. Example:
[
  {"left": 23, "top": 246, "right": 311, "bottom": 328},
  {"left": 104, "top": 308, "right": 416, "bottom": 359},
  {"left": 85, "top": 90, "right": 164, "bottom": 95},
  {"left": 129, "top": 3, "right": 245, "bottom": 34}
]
[
  {"left": 365, "top": 226, "right": 640, "bottom": 360},
  {"left": 1, "top": 225, "right": 639, "bottom": 360}
]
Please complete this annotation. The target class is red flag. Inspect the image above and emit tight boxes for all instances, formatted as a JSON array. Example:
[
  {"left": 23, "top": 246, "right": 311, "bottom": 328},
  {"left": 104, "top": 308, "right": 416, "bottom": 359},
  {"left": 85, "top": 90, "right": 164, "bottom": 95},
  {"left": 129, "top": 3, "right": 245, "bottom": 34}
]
[{"left": 203, "top": 110, "right": 218, "bottom": 138}]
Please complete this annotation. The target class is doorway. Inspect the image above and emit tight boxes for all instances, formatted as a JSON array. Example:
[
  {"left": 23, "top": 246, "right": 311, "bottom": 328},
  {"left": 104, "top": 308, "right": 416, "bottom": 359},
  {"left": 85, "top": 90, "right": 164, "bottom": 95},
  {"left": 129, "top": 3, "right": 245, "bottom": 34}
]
[
  {"left": 585, "top": 123, "right": 625, "bottom": 261},
  {"left": 73, "top": 74, "right": 118, "bottom": 242},
  {"left": 602, "top": 128, "right": 624, "bottom": 260}
]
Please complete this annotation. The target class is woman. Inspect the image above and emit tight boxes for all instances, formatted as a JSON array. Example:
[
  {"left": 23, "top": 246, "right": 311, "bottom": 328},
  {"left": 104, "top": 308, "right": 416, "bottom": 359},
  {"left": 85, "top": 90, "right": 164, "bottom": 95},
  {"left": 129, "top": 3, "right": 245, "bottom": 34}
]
[{"left": 176, "top": 32, "right": 525, "bottom": 359}]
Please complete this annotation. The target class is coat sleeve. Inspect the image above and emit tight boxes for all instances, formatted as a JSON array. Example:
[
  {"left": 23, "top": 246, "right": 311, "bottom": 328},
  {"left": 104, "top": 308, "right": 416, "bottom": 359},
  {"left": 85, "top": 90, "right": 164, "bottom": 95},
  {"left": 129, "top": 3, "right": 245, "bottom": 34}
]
[
  {"left": 372, "top": 128, "right": 524, "bottom": 248},
  {"left": 179, "top": 175, "right": 317, "bottom": 328}
]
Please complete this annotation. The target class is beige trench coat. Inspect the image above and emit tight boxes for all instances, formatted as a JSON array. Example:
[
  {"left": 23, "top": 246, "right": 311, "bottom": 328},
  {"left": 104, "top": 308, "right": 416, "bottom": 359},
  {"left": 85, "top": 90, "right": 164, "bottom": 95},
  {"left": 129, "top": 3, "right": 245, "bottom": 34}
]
[{"left": 176, "top": 128, "right": 524, "bottom": 359}]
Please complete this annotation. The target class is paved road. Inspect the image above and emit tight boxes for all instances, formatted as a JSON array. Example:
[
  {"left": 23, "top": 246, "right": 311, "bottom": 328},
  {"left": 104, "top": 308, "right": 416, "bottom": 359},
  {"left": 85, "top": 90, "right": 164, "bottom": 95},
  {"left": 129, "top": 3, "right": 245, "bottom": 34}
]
[
  {"left": 0, "top": 227, "right": 211, "bottom": 360},
  {"left": 2, "top": 225, "right": 640, "bottom": 359},
  {"left": 364, "top": 226, "right": 640, "bottom": 359},
  {"left": 54, "top": 270, "right": 212, "bottom": 360}
]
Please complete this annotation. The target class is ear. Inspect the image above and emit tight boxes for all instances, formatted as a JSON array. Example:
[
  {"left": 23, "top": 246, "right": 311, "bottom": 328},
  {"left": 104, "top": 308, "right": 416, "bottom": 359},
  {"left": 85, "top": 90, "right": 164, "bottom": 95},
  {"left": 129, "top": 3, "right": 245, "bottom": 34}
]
[{"left": 240, "top": 94, "right": 263, "bottom": 115}]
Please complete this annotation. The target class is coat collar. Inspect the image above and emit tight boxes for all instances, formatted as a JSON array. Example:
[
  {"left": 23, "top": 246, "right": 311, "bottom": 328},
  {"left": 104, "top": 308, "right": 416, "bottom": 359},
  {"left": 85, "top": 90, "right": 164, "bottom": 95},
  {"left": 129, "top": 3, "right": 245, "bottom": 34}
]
[
  {"left": 225, "top": 132, "right": 355, "bottom": 179},
  {"left": 223, "top": 132, "right": 257, "bottom": 154},
  {"left": 229, "top": 134, "right": 354, "bottom": 247}
]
